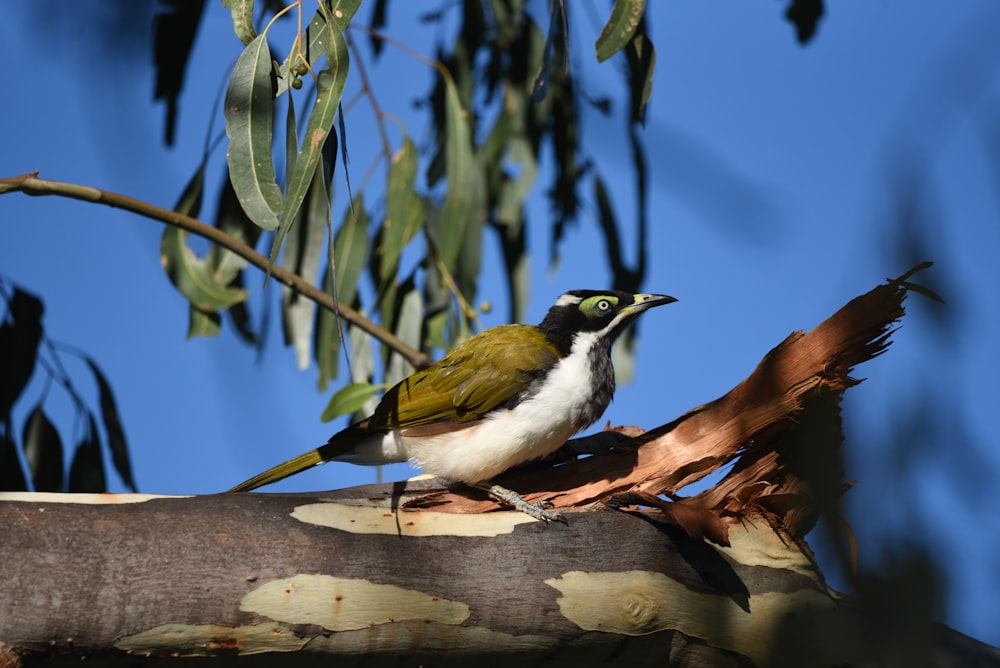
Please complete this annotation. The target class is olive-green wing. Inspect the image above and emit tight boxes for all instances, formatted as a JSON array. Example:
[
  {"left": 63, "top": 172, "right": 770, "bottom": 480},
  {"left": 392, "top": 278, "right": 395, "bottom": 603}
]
[{"left": 368, "top": 324, "right": 559, "bottom": 429}]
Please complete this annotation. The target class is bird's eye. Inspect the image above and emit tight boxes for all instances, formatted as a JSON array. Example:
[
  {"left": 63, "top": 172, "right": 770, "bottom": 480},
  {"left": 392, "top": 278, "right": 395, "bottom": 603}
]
[{"left": 596, "top": 299, "right": 611, "bottom": 312}]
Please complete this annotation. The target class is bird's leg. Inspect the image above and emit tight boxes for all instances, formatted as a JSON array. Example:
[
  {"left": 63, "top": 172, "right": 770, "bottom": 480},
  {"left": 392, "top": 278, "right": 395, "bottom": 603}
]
[{"left": 472, "top": 482, "right": 566, "bottom": 523}]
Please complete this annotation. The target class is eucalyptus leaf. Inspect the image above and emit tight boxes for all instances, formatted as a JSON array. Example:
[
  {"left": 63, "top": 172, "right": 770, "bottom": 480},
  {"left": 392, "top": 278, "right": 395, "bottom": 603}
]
[
  {"left": 160, "top": 226, "right": 249, "bottom": 315},
  {"left": 84, "top": 357, "right": 136, "bottom": 491},
  {"left": 221, "top": 0, "right": 256, "bottom": 45},
  {"left": 314, "top": 264, "right": 339, "bottom": 391},
  {"left": 334, "top": 195, "right": 369, "bottom": 305},
  {"left": 0, "top": 433, "right": 27, "bottom": 491},
  {"left": 68, "top": 413, "right": 106, "bottom": 493},
  {"left": 595, "top": 0, "right": 645, "bottom": 62},
  {"left": 282, "top": 152, "right": 329, "bottom": 370},
  {"left": 22, "top": 404, "right": 63, "bottom": 492},
  {"left": 379, "top": 137, "right": 420, "bottom": 286},
  {"left": 321, "top": 382, "right": 384, "bottom": 422},
  {"left": 438, "top": 75, "right": 485, "bottom": 274},
  {"left": 385, "top": 285, "right": 423, "bottom": 387},
  {"left": 224, "top": 32, "right": 282, "bottom": 231},
  {"left": 0, "top": 286, "right": 44, "bottom": 422},
  {"left": 270, "top": 18, "right": 349, "bottom": 270}
]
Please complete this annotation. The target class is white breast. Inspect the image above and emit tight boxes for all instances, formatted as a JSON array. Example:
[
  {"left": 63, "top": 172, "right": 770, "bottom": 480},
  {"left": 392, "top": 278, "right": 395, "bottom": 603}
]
[{"left": 399, "top": 331, "right": 603, "bottom": 483}]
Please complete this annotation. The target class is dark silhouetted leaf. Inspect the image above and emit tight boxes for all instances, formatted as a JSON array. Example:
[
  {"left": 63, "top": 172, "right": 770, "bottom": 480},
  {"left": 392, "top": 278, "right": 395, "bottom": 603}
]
[
  {"left": 624, "top": 25, "right": 655, "bottom": 124},
  {"left": 154, "top": 0, "right": 206, "bottom": 145},
  {"left": 68, "top": 413, "right": 106, "bottom": 493},
  {"left": 531, "top": 0, "right": 568, "bottom": 100},
  {"left": 0, "top": 286, "right": 44, "bottom": 423},
  {"left": 84, "top": 357, "right": 136, "bottom": 491},
  {"left": 0, "top": 433, "right": 27, "bottom": 491},
  {"left": 595, "top": 0, "right": 645, "bottom": 62},
  {"left": 22, "top": 404, "right": 63, "bottom": 492},
  {"left": 321, "top": 382, "right": 384, "bottom": 422},
  {"left": 225, "top": 32, "right": 282, "bottom": 230},
  {"left": 785, "top": 0, "right": 824, "bottom": 44}
]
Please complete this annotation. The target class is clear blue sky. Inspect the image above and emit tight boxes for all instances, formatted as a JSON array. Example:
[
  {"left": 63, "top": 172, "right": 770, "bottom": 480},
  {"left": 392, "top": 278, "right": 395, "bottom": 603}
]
[{"left": 2, "top": 1, "right": 998, "bottom": 646}]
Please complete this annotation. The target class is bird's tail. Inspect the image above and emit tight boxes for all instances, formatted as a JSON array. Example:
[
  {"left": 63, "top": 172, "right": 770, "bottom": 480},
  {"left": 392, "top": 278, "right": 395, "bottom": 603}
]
[{"left": 227, "top": 427, "right": 367, "bottom": 492}]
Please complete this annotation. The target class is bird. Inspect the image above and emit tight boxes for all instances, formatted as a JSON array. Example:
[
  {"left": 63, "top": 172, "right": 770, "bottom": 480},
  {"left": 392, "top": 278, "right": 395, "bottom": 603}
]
[{"left": 228, "top": 290, "right": 676, "bottom": 521}]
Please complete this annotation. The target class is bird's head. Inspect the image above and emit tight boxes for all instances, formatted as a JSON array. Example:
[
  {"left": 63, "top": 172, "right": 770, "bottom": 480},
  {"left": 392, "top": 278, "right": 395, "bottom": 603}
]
[{"left": 538, "top": 290, "right": 677, "bottom": 356}]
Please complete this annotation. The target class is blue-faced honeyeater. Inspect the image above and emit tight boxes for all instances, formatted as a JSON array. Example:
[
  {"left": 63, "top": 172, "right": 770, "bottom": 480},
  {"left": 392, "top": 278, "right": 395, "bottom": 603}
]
[{"left": 228, "top": 290, "right": 676, "bottom": 521}]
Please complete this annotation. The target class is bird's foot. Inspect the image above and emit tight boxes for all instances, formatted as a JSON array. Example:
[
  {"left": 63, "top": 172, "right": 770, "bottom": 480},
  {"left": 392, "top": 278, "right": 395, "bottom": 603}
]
[{"left": 477, "top": 482, "right": 566, "bottom": 523}]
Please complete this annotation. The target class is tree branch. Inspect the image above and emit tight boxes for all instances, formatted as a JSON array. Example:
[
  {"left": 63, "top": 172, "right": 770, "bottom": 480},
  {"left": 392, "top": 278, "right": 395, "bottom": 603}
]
[{"left": 0, "top": 171, "right": 432, "bottom": 369}]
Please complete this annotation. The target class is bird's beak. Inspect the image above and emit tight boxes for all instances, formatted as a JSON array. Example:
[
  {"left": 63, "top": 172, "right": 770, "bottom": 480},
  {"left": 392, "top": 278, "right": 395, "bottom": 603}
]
[{"left": 625, "top": 293, "right": 677, "bottom": 314}]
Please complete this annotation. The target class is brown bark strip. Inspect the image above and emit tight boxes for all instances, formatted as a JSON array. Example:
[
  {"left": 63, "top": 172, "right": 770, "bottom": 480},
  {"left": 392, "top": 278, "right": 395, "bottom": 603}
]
[{"left": 414, "top": 270, "right": 918, "bottom": 538}]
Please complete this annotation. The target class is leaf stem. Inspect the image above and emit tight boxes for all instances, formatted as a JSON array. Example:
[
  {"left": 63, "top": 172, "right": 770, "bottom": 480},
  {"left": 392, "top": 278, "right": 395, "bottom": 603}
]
[{"left": 0, "top": 172, "right": 433, "bottom": 369}]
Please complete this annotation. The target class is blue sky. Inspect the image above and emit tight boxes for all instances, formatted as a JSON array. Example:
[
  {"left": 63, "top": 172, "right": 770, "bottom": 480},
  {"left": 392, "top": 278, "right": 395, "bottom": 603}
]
[{"left": 2, "top": 1, "right": 999, "bottom": 647}]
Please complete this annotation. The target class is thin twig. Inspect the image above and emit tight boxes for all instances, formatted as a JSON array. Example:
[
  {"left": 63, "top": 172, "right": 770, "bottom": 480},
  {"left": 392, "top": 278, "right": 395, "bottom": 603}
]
[{"left": 0, "top": 172, "right": 432, "bottom": 369}]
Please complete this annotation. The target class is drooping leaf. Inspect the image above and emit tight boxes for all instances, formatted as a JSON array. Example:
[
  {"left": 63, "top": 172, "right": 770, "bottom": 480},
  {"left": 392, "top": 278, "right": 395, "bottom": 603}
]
[
  {"left": 224, "top": 32, "right": 282, "bottom": 231},
  {"left": 785, "top": 0, "right": 825, "bottom": 44},
  {"left": 0, "top": 433, "right": 27, "bottom": 491},
  {"left": 160, "top": 226, "right": 249, "bottom": 317},
  {"left": 315, "top": 196, "right": 369, "bottom": 391},
  {"left": 385, "top": 283, "right": 423, "bottom": 387},
  {"left": 22, "top": 404, "right": 63, "bottom": 492},
  {"left": 221, "top": 0, "right": 257, "bottom": 45},
  {"left": 437, "top": 73, "right": 485, "bottom": 275},
  {"left": 333, "top": 195, "right": 369, "bottom": 306},
  {"left": 153, "top": 0, "right": 206, "bottom": 145},
  {"left": 314, "top": 264, "right": 340, "bottom": 392},
  {"left": 624, "top": 25, "right": 655, "bottom": 124},
  {"left": 270, "top": 16, "right": 349, "bottom": 270},
  {"left": 174, "top": 162, "right": 206, "bottom": 219},
  {"left": 84, "top": 357, "right": 136, "bottom": 492},
  {"left": 0, "top": 286, "right": 44, "bottom": 423},
  {"left": 321, "top": 382, "right": 384, "bottom": 422},
  {"left": 379, "top": 137, "right": 420, "bottom": 286},
  {"left": 531, "top": 0, "right": 568, "bottom": 100},
  {"left": 282, "top": 144, "right": 331, "bottom": 370},
  {"left": 595, "top": 0, "right": 645, "bottom": 63},
  {"left": 68, "top": 413, "right": 106, "bottom": 493},
  {"left": 213, "top": 173, "right": 264, "bottom": 347}
]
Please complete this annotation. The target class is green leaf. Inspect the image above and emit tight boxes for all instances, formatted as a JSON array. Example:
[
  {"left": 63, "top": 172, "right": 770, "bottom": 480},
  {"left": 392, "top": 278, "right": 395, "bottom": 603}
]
[
  {"left": 174, "top": 162, "right": 206, "bottom": 219},
  {"left": 334, "top": 195, "right": 369, "bottom": 305},
  {"left": 321, "top": 382, "right": 384, "bottom": 422},
  {"left": 68, "top": 413, "right": 106, "bottom": 493},
  {"left": 225, "top": 32, "right": 282, "bottom": 231},
  {"left": 379, "top": 137, "right": 421, "bottom": 285},
  {"left": 269, "top": 17, "right": 350, "bottom": 270},
  {"left": 595, "top": 0, "right": 645, "bottom": 62},
  {"left": 84, "top": 357, "right": 136, "bottom": 491},
  {"left": 160, "top": 226, "right": 249, "bottom": 315},
  {"left": 221, "top": 0, "right": 257, "bottom": 46},
  {"left": 438, "top": 74, "right": 485, "bottom": 273},
  {"left": 385, "top": 284, "right": 423, "bottom": 386},
  {"left": 314, "top": 265, "right": 339, "bottom": 392},
  {"left": 282, "top": 151, "right": 330, "bottom": 370},
  {"left": 0, "top": 433, "right": 27, "bottom": 491},
  {"left": 22, "top": 404, "right": 63, "bottom": 492}
]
